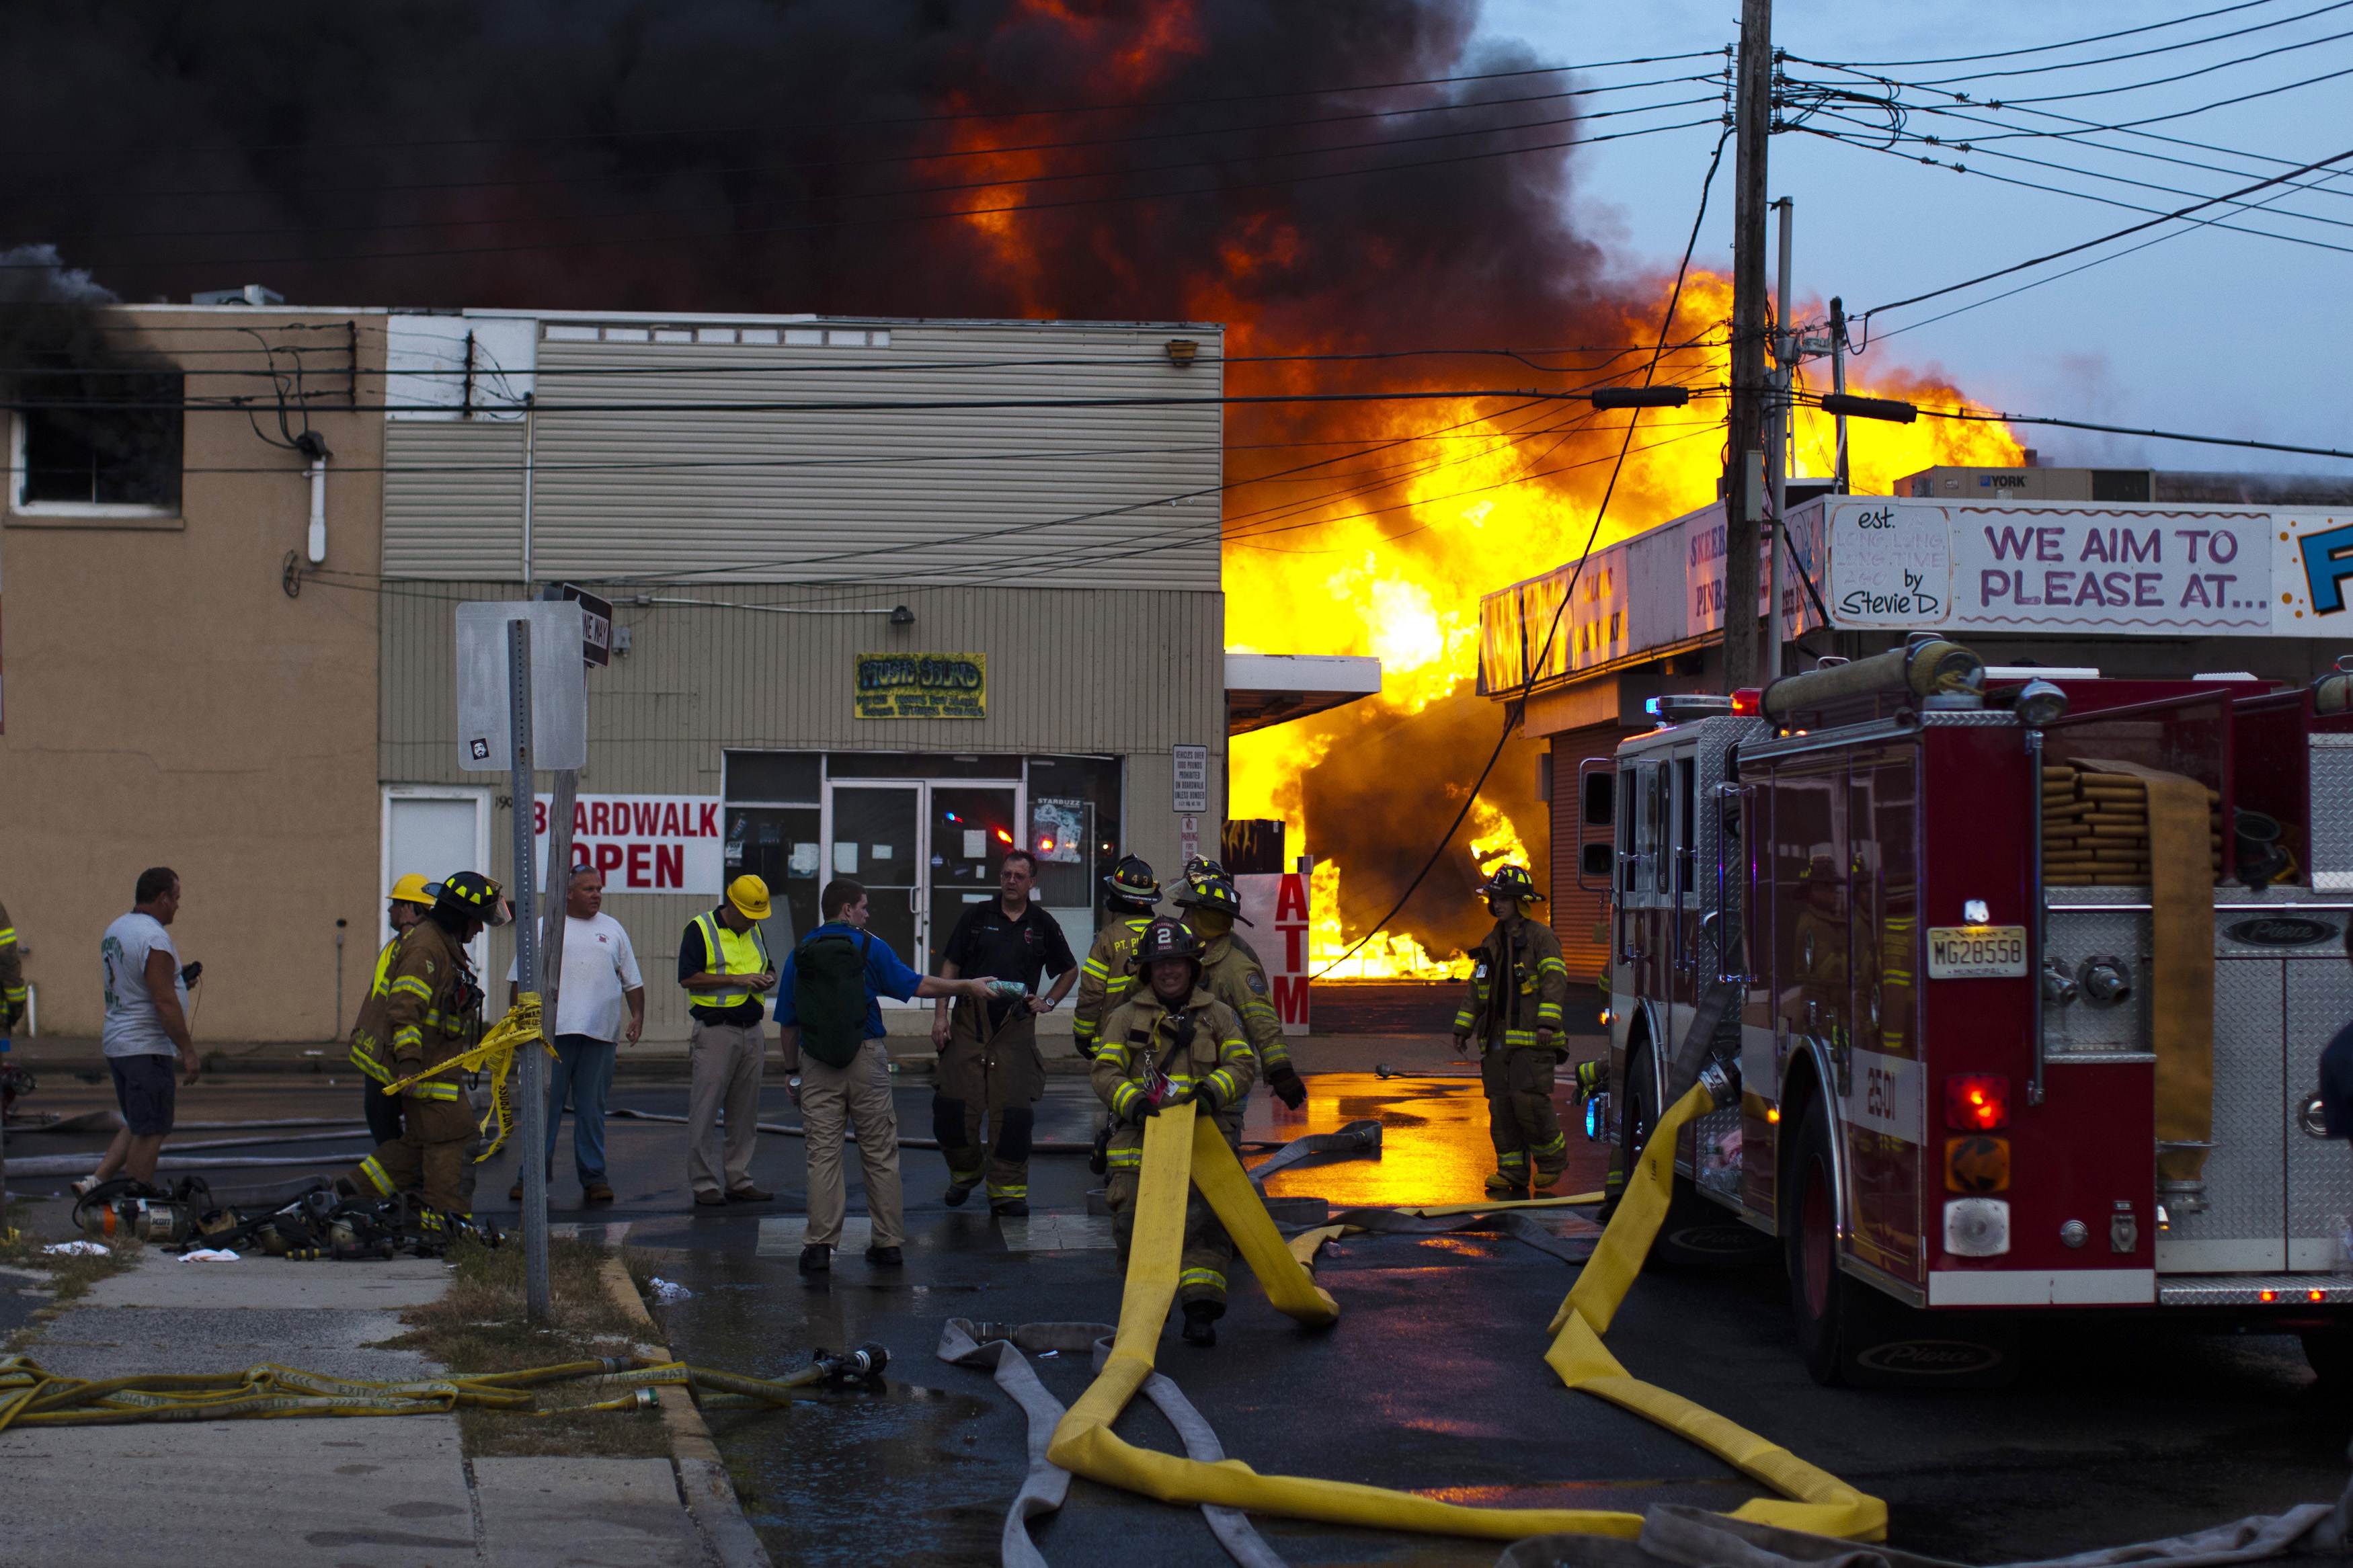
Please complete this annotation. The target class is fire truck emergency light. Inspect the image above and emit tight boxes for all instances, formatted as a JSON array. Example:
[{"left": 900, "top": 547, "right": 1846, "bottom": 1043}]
[
  {"left": 1946, "top": 1074, "right": 2009, "bottom": 1132},
  {"left": 1730, "top": 688, "right": 1761, "bottom": 716},
  {"left": 1645, "top": 694, "right": 1733, "bottom": 723}
]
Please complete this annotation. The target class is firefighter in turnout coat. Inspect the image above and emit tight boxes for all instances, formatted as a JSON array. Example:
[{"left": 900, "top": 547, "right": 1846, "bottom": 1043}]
[
  {"left": 1174, "top": 872, "right": 1306, "bottom": 1109},
  {"left": 342, "top": 872, "right": 505, "bottom": 1241},
  {"left": 1070, "top": 855, "right": 1162, "bottom": 1058},
  {"left": 1452, "top": 865, "right": 1571, "bottom": 1196},
  {"left": 1092, "top": 917, "right": 1257, "bottom": 1348}
]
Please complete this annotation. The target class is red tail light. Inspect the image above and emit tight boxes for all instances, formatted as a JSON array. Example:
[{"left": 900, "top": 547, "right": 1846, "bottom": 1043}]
[
  {"left": 1946, "top": 1074, "right": 2009, "bottom": 1132},
  {"left": 1731, "top": 687, "right": 1762, "bottom": 716}
]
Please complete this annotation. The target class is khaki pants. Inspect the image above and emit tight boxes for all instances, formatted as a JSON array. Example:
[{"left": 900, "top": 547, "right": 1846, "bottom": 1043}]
[
  {"left": 802, "top": 1038, "right": 904, "bottom": 1249},
  {"left": 688, "top": 1018, "right": 764, "bottom": 1198},
  {"left": 935, "top": 1005, "right": 1044, "bottom": 1203},
  {"left": 1482, "top": 1044, "right": 1567, "bottom": 1182}
]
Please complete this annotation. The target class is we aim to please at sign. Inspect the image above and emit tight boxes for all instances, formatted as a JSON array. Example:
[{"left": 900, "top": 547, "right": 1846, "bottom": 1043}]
[{"left": 1822, "top": 498, "right": 2339, "bottom": 636}]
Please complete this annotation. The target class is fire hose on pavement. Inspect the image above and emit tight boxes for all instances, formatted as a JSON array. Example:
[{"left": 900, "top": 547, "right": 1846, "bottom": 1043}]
[{"left": 0, "top": 1346, "right": 892, "bottom": 1430}]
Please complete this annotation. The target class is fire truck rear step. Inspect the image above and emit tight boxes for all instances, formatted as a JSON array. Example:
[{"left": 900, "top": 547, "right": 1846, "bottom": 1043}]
[{"left": 2157, "top": 1274, "right": 2353, "bottom": 1307}]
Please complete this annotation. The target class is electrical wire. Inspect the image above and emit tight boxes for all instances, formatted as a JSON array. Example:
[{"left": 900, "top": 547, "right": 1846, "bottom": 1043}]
[
  {"left": 1897, "top": 0, "right": 2353, "bottom": 85},
  {"left": 1, "top": 114, "right": 1724, "bottom": 274},
  {"left": 1310, "top": 127, "right": 1733, "bottom": 981},
  {"left": 54, "top": 89, "right": 1724, "bottom": 247},
  {"left": 34, "top": 50, "right": 1732, "bottom": 163},
  {"left": 1788, "top": 393, "right": 2353, "bottom": 462},
  {"left": 1782, "top": 1, "right": 2288, "bottom": 69},
  {"left": 1920, "top": 22, "right": 2353, "bottom": 106},
  {"left": 1855, "top": 142, "right": 2353, "bottom": 321}
]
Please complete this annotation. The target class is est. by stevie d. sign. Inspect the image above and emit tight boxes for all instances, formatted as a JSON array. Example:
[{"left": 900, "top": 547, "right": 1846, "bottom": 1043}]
[{"left": 854, "top": 652, "right": 987, "bottom": 719}]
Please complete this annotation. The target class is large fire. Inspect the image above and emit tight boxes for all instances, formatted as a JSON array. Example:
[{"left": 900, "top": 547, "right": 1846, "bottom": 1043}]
[{"left": 1224, "top": 271, "right": 2024, "bottom": 978}]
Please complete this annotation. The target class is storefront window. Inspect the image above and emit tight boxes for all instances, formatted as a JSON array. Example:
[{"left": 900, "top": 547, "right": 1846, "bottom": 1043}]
[
  {"left": 723, "top": 751, "right": 821, "bottom": 953},
  {"left": 1025, "top": 754, "right": 1123, "bottom": 958}
]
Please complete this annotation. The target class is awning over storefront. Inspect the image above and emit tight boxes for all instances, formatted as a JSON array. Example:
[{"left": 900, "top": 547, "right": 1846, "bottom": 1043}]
[{"left": 1224, "top": 653, "right": 1382, "bottom": 735}]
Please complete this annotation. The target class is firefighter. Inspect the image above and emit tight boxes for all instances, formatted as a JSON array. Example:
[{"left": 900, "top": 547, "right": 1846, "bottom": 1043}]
[
  {"left": 350, "top": 874, "right": 438, "bottom": 1147},
  {"left": 1092, "top": 917, "right": 1257, "bottom": 1348},
  {"left": 1174, "top": 871, "right": 1305, "bottom": 1110},
  {"left": 341, "top": 870, "right": 506, "bottom": 1245},
  {"left": 1070, "top": 855, "right": 1162, "bottom": 1058},
  {"left": 1451, "top": 865, "right": 1570, "bottom": 1197},
  {"left": 1181, "top": 856, "right": 1262, "bottom": 964},
  {"left": 0, "top": 893, "right": 24, "bottom": 1030}
]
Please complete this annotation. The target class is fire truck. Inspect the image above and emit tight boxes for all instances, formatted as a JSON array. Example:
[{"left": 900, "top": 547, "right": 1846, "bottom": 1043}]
[{"left": 1582, "top": 637, "right": 2353, "bottom": 1385}]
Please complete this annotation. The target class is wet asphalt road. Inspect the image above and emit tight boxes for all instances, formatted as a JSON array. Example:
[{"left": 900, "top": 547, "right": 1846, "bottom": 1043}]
[{"left": 7, "top": 1068, "right": 2350, "bottom": 1565}]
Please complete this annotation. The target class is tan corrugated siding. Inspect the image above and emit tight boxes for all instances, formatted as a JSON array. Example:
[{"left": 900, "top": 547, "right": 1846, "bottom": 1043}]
[
  {"left": 522, "top": 323, "right": 1220, "bottom": 589},
  {"left": 381, "top": 422, "right": 525, "bottom": 577},
  {"left": 381, "top": 582, "right": 1225, "bottom": 787}
]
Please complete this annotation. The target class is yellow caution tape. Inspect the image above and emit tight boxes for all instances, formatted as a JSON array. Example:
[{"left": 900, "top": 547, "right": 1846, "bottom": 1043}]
[
  {"left": 379, "top": 993, "right": 557, "bottom": 1165},
  {"left": 1043, "top": 1088, "right": 1887, "bottom": 1544}
]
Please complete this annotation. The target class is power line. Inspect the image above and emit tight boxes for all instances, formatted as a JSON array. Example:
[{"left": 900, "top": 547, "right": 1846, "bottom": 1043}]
[
  {"left": 1311, "top": 126, "right": 1734, "bottom": 979},
  {"left": 48, "top": 72, "right": 1724, "bottom": 208},
  {"left": 1885, "top": 401, "right": 2353, "bottom": 462},
  {"left": 1783, "top": 1, "right": 2288, "bottom": 69},
  {"left": 1856, "top": 142, "right": 2353, "bottom": 321},
  {"left": 1900, "top": 0, "right": 2353, "bottom": 85},
  {"left": 49, "top": 89, "right": 1724, "bottom": 247},
  {"left": 36, "top": 50, "right": 1730, "bottom": 163},
  {"left": 0, "top": 114, "right": 1723, "bottom": 274},
  {"left": 1959, "top": 22, "right": 2353, "bottom": 106}
]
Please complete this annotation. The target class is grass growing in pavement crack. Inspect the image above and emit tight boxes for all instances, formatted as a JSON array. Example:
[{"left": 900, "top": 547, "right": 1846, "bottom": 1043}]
[
  {"left": 1, "top": 1198, "right": 142, "bottom": 1348},
  {"left": 380, "top": 1235, "right": 671, "bottom": 1459}
]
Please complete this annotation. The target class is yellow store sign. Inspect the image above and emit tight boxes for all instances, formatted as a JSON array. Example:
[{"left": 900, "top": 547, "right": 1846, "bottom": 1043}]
[{"left": 854, "top": 652, "right": 987, "bottom": 720}]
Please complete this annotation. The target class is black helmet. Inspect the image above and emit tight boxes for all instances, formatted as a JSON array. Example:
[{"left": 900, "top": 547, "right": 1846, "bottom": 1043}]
[
  {"left": 428, "top": 870, "right": 511, "bottom": 926},
  {"left": 1103, "top": 854, "right": 1160, "bottom": 906},
  {"left": 1134, "top": 916, "right": 1201, "bottom": 969},
  {"left": 1475, "top": 865, "right": 1544, "bottom": 905},
  {"left": 1173, "top": 873, "right": 1252, "bottom": 925},
  {"left": 1182, "top": 855, "right": 1228, "bottom": 882}
]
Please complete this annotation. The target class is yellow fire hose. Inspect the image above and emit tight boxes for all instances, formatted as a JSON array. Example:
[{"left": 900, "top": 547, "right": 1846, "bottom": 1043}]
[
  {"left": 0, "top": 1354, "right": 844, "bottom": 1430},
  {"left": 1039, "top": 1087, "right": 1886, "bottom": 1544}
]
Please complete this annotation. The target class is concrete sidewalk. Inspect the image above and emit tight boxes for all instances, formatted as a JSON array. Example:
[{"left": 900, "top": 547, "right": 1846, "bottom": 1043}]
[{"left": 0, "top": 1250, "right": 737, "bottom": 1567}]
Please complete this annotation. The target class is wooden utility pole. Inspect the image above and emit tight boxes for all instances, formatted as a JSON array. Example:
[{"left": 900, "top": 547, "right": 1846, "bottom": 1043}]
[{"left": 1722, "top": 0, "right": 1773, "bottom": 692}]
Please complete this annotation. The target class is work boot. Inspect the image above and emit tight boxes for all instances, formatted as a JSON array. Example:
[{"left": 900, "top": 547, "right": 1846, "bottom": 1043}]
[
  {"left": 991, "top": 1198, "right": 1030, "bottom": 1218},
  {"left": 1533, "top": 1167, "right": 1566, "bottom": 1192},
  {"left": 508, "top": 1180, "right": 523, "bottom": 1202},
  {"left": 865, "top": 1245, "right": 904, "bottom": 1267},
  {"left": 1484, "top": 1171, "right": 1529, "bottom": 1198},
  {"left": 1181, "top": 1301, "right": 1221, "bottom": 1348},
  {"left": 943, "top": 1178, "right": 979, "bottom": 1208},
  {"left": 582, "top": 1180, "right": 615, "bottom": 1205},
  {"left": 726, "top": 1184, "right": 774, "bottom": 1204},
  {"left": 799, "top": 1243, "right": 831, "bottom": 1274}
]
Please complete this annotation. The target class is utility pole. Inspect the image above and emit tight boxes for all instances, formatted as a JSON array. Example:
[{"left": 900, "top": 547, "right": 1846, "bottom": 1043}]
[
  {"left": 1828, "top": 296, "right": 1851, "bottom": 494},
  {"left": 1765, "top": 196, "right": 1794, "bottom": 679},
  {"left": 1722, "top": 0, "right": 1773, "bottom": 694}
]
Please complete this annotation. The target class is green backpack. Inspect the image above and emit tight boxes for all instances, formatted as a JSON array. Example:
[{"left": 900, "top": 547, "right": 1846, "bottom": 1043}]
[{"left": 792, "top": 930, "right": 872, "bottom": 1069}]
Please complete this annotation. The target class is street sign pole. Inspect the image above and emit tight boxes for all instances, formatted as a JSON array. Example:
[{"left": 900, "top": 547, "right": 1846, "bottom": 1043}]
[
  {"left": 506, "top": 620, "right": 551, "bottom": 1323},
  {"left": 534, "top": 768, "right": 576, "bottom": 1220}
]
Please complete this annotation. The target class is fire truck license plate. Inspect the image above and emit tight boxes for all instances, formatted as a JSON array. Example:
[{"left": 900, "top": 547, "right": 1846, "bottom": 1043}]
[{"left": 1927, "top": 926, "right": 2029, "bottom": 979}]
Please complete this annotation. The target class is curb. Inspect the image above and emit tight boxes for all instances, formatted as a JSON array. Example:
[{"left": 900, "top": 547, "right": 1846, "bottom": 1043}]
[{"left": 599, "top": 1253, "right": 774, "bottom": 1568}]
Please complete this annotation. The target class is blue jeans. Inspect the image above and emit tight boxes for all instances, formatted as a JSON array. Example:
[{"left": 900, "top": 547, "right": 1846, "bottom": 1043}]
[{"left": 544, "top": 1034, "right": 617, "bottom": 1183}]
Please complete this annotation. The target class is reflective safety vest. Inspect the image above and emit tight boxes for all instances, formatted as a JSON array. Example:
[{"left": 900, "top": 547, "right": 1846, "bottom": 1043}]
[{"left": 690, "top": 911, "right": 770, "bottom": 1010}]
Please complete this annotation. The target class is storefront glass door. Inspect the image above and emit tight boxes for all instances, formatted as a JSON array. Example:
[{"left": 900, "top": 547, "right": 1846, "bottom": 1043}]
[
  {"left": 824, "top": 785, "right": 922, "bottom": 973},
  {"left": 927, "top": 785, "right": 1023, "bottom": 975}
]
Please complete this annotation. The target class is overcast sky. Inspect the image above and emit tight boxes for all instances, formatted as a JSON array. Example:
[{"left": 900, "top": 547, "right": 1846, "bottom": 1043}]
[{"left": 1478, "top": 1, "right": 2353, "bottom": 473}]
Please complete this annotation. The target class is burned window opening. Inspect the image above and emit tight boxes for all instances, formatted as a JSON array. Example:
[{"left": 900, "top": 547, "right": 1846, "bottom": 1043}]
[{"left": 16, "top": 367, "right": 184, "bottom": 512}]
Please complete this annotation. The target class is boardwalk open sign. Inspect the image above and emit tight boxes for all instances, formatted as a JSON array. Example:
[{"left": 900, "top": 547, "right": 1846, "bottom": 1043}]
[
  {"left": 854, "top": 652, "right": 987, "bottom": 719},
  {"left": 534, "top": 793, "right": 723, "bottom": 893}
]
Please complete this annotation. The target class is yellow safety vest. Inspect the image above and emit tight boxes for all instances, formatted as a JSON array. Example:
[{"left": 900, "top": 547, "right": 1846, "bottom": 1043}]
[{"left": 690, "top": 912, "right": 770, "bottom": 1011}]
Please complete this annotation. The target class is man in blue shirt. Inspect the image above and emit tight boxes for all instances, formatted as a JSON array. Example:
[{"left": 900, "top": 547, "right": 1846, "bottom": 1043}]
[{"left": 775, "top": 877, "right": 994, "bottom": 1274}]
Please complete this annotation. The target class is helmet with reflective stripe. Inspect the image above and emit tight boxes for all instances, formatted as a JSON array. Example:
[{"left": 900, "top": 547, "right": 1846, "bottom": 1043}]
[
  {"left": 1182, "top": 856, "right": 1229, "bottom": 883},
  {"left": 1103, "top": 854, "right": 1160, "bottom": 905},
  {"left": 427, "top": 870, "right": 511, "bottom": 926},
  {"left": 1135, "top": 915, "right": 1201, "bottom": 967},
  {"left": 1475, "top": 864, "right": 1544, "bottom": 905},
  {"left": 1173, "top": 873, "right": 1252, "bottom": 924}
]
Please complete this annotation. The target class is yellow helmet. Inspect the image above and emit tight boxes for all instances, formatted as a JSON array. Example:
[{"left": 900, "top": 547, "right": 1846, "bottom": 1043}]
[
  {"left": 388, "top": 872, "right": 436, "bottom": 908},
  {"left": 726, "top": 874, "right": 772, "bottom": 921}
]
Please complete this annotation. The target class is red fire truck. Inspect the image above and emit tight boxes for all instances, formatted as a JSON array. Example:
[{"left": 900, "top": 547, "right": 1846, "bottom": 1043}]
[{"left": 1583, "top": 638, "right": 2353, "bottom": 1385}]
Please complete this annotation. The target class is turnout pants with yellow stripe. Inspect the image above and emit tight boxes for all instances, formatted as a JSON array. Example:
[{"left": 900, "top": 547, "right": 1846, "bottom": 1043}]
[
  {"left": 1482, "top": 1043, "right": 1566, "bottom": 1184},
  {"left": 935, "top": 1003, "right": 1044, "bottom": 1204},
  {"left": 1107, "top": 1108, "right": 1246, "bottom": 1311},
  {"left": 350, "top": 1090, "right": 478, "bottom": 1223}
]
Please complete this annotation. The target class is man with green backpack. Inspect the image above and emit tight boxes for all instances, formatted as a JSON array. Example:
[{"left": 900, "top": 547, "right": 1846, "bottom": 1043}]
[{"left": 774, "top": 877, "right": 998, "bottom": 1274}]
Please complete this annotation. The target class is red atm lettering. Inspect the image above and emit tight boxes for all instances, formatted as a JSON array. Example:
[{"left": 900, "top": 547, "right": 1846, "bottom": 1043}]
[{"left": 1272, "top": 976, "right": 1309, "bottom": 1025}]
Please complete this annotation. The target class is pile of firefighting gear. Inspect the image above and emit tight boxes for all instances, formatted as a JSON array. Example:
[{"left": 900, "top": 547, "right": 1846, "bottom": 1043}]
[{"left": 73, "top": 1175, "right": 500, "bottom": 1261}]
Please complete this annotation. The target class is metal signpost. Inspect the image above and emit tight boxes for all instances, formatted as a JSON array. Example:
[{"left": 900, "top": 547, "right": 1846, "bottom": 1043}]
[{"left": 459, "top": 600, "right": 589, "bottom": 1326}]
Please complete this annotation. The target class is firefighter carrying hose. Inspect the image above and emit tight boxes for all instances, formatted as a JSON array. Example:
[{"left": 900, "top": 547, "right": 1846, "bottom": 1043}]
[
  {"left": 340, "top": 871, "right": 506, "bottom": 1245},
  {"left": 349, "top": 874, "right": 438, "bottom": 1148},
  {"left": 1071, "top": 855, "right": 1162, "bottom": 1058},
  {"left": 1452, "top": 865, "right": 1570, "bottom": 1198},
  {"left": 1174, "top": 871, "right": 1305, "bottom": 1109},
  {"left": 1093, "top": 917, "right": 1257, "bottom": 1348}
]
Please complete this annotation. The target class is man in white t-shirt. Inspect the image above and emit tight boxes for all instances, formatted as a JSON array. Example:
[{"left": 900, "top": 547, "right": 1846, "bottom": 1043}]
[
  {"left": 506, "top": 864, "right": 644, "bottom": 1206},
  {"left": 87, "top": 866, "right": 201, "bottom": 1192}
]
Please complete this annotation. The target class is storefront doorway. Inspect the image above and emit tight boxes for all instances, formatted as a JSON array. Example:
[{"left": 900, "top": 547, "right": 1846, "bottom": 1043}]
[{"left": 821, "top": 778, "right": 1023, "bottom": 995}]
